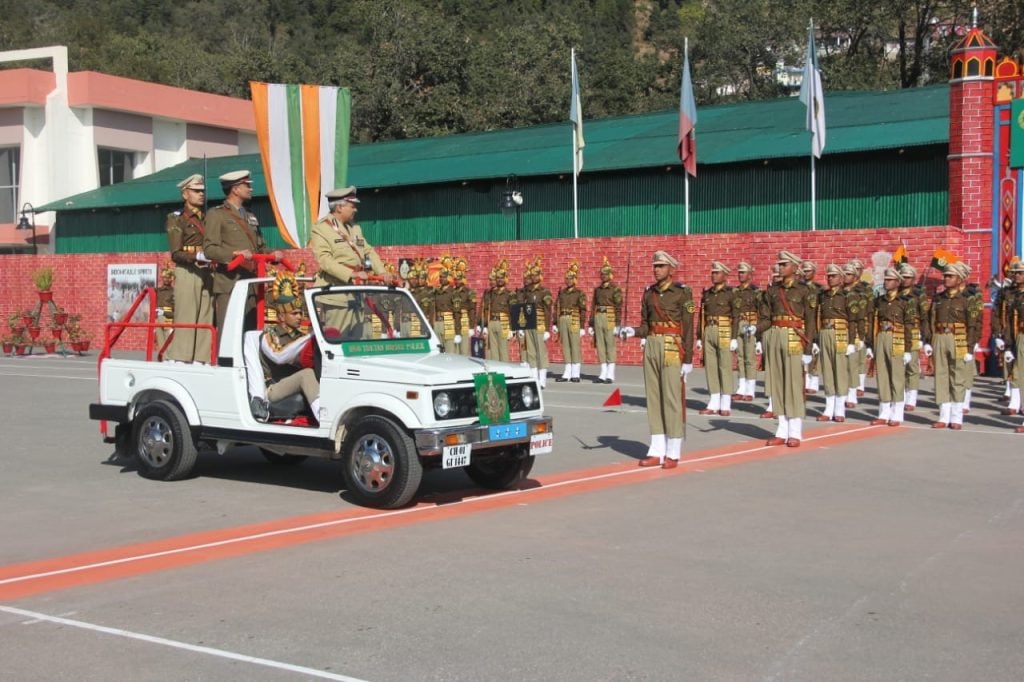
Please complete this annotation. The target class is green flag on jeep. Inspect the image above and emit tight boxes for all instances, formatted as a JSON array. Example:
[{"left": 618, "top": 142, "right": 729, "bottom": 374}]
[{"left": 1012, "top": 98, "right": 1024, "bottom": 169}]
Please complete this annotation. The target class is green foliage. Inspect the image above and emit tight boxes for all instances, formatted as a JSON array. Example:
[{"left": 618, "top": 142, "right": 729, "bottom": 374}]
[{"left": 1, "top": 0, "right": 1022, "bottom": 139}]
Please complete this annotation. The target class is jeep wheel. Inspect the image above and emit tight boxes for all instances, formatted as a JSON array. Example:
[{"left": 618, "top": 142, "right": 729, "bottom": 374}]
[
  {"left": 465, "top": 445, "right": 534, "bottom": 489},
  {"left": 259, "top": 449, "right": 309, "bottom": 466},
  {"left": 341, "top": 415, "right": 422, "bottom": 508},
  {"left": 133, "top": 400, "right": 199, "bottom": 481}
]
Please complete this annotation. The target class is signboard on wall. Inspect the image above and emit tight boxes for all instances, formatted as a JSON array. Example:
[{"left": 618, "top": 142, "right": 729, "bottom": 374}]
[{"left": 107, "top": 264, "right": 156, "bottom": 322}]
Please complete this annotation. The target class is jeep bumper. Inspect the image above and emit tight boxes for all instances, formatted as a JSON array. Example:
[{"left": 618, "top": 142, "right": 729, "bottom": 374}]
[{"left": 413, "top": 416, "right": 553, "bottom": 456}]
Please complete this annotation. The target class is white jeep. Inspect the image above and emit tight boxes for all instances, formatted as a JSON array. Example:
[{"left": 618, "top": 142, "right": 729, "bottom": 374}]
[{"left": 89, "top": 280, "right": 553, "bottom": 508}]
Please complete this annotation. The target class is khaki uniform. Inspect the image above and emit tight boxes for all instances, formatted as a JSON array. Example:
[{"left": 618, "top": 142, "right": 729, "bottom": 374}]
[
  {"left": 927, "top": 285, "right": 982, "bottom": 414},
  {"left": 591, "top": 283, "right": 622, "bottom": 364},
  {"left": 732, "top": 283, "right": 760, "bottom": 392},
  {"left": 403, "top": 284, "right": 434, "bottom": 339},
  {"left": 452, "top": 283, "right": 477, "bottom": 356},
  {"left": 433, "top": 285, "right": 458, "bottom": 353},
  {"left": 203, "top": 202, "right": 267, "bottom": 333},
  {"left": 816, "top": 286, "right": 852, "bottom": 412},
  {"left": 556, "top": 285, "right": 587, "bottom": 366},
  {"left": 518, "top": 285, "right": 553, "bottom": 370},
  {"left": 869, "top": 291, "right": 917, "bottom": 409},
  {"left": 639, "top": 281, "right": 695, "bottom": 439},
  {"left": 851, "top": 281, "right": 874, "bottom": 390},
  {"left": 482, "top": 286, "right": 513, "bottom": 362},
  {"left": 757, "top": 279, "right": 818, "bottom": 421},
  {"left": 843, "top": 282, "right": 872, "bottom": 403},
  {"left": 700, "top": 284, "right": 737, "bottom": 400},
  {"left": 155, "top": 285, "right": 174, "bottom": 350},
  {"left": 165, "top": 206, "right": 213, "bottom": 363},
  {"left": 1000, "top": 286, "right": 1024, "bottom": 389},
  {"left": 899, "top": 284, "right": 930, "bottom": 397},
  {"left": 309, "top": 216, "right": 386, "bottom": 336},
  {"left": 260, "top": 323, "right": 319, "bottom": 409}
]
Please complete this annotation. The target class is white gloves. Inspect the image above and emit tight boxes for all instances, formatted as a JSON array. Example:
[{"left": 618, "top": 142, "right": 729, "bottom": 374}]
[
  {"left": 902, "top": 352, "right": 912, "bottom": 365},
  {"left": 845, "top": 344, "right": 856, "bottom": 356},
  {"left": 195, "top": 250, "right": 209, "bottom": 263},
  {"left": 729, "top": 339, "right": 738, "bottom": 352},
  {"left": 973, "top": 343, "right": 982, "bottom": 353},
  {"left": 155, "top": 309, "right": 165, "bottom": 320},
  {"left": 453, "top": 334, "right": 462, "bottom": 344},
  {"left": 1005, "top": 350, "right": 1015, "bottom": 363},
  {"left": 612, "top": 326, "right": 619, "bottom": 336},
  {"left": 579, "top": 329, "right": 586, "bottom": 337},
  {"left": 640, "top": 338, "right": 647, "bottom": 349},
  {"left": 551, "top": 325, "right": 559, "bottom": 335},
  {"left": 695, "top": 339, "right": 703, "bottom": 351},
  {"left": 681, "top": 363, "right": 693, "bottom": 376},
  {"left": 801, "top": 354, "right": 812, "bottom": 366},
  {"left": 811, "top": 342, "right": 820, "bottom": 356},
  {"left": 996, "top": 338, "right": 1006, "bottom": 351},
  {"left": 482, "top": 327, "right": 488, "bottom": 336},
  {"left": 474, "top": 325, "right": 482, "bottom": 336},
  {"left": 745, "top": 324, "right": 757, "bottom": 336},
  {"left": 755, "top": 341, "right": 763, "bottom": 354},
  {"left": 517, "top": 330, "right": 525, "bottom": 339},
  {"left": 623, "top": 327, "right": 636, "bottom": 338},
  {"left": 587, "top": 326, "right": 595, "bottom": 336},
  {"left": 543, "top": 331, "right": 550, "bottom": 341},
  {"left": 855, "top": 339, "right": 865, "bottom": 351},
  {"left": 923, "top": 343, "right": 933, "bottom": 357},
  {"left": 865, "top": 348, "right": 875, "bottom": 360},
  {"left": 963, "top": 352, "right": 973, "bottom": 363}
]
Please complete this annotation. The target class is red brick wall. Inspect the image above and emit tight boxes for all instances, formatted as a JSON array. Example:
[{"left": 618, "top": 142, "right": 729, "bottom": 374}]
[{"left": 0, "top": 226, "right": 971, "bottom": 363}]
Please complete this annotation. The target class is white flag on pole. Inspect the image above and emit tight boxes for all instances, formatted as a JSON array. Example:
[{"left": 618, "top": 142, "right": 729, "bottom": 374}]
[{"left": 798, "top": 22, "right": 826, "bottom": 159}]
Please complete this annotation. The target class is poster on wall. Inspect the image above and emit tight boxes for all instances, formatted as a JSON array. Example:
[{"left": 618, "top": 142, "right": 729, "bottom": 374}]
[{"left": 107, "top": 264, "right": 157, "bottom": 322}]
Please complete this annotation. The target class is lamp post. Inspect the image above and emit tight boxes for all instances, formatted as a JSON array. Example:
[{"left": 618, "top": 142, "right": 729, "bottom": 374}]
[
  {"left": 17, "top": 202, "right": 37, "bottom": 255},
  {"left": 499, "top": 175, "right": 523, "bottom": 241}
]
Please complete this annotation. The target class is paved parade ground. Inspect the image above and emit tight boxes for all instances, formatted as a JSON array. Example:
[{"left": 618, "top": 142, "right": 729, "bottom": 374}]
[{"left": 1, "top": 354, "right": 1023, "bottom": 681}]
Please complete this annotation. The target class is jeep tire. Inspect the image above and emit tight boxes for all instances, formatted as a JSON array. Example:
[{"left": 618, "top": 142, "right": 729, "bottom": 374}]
[
  {"left": 341, "top": 415, "right": 422, "bottom": 508},
  {"left": 133, "top": 400, "right": 199, "bottom": 481}
]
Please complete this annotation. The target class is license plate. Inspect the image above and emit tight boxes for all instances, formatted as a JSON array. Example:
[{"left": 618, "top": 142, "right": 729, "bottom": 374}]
[
  {"left": 530, "top": 432, "right": 553, "bottom": 455},
  {"left": 442, "top": 443, "right": 471, "bottom": 469},
  {"left": 488, "top": 422, "right": 527, "bottom": 442}
]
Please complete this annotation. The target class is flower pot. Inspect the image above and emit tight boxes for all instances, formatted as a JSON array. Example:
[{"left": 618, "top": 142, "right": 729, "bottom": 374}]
[
  {"left": 15, "top": 344, "right": 28, "bottom": 356},
  {"left": 70, "top": 341, "right": 82, "bottom": 352},
  {"left": 22, "top": 315, "right": 34, "bottom": 327},
  {"left": 2, "top": 342, "right": 12, "bottom": 354},
  {"left": 28, "top": 326, "right": 41, "bottom": 340},
  {"left": 44, "top": 342, "right": 56, "bottom": 354},
  {"left": 38, "top": 290, "right": 53, "bottom": 303},
  {"left": 54, "top": 312, "right": 68, "bottom": 325},
  {"left": 51, "top": 327, "right": 63, "bottom": 340},
  {"left": 79, "top": 339, "right": 91, "bottom": 351}
]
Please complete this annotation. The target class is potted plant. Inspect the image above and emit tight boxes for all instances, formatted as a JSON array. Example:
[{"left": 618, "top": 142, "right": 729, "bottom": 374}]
[
  {"left": 7, "top": 311, "right": 21, "bottom": 334},
  {"left": 53, "top": 306, "right": 68, "bottom": 326},
  {"left": 51, "top": 324, "right": 63, "bottom": 340},
  {"left": 2, "top": 335, "right": 13, "bottom": 354},
  {"left": 43, "top": 339, "right": 57, "bottom": 354},
  {"left": 13, "top": 333, "right": 30, "bottom": 356},
  {"left": 21, "top": 308, "right": 36, "bottom": 329},
  {"left": 33, "top": 266, "right": 54, "bottom": 302}
]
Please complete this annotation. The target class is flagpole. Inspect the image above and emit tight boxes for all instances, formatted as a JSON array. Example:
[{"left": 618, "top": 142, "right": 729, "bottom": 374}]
[
  {"left": 810, "top": 154, "right": 816, "bottom": 231},
  {"left": 684, "top": 173, "right": 690, "bottom": 236},
  {"left": 572, "top": 128, "right": 579, "bottom": 239}
]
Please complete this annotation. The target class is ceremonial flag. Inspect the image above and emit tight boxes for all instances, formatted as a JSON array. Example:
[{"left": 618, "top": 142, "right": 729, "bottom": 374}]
[
  {"left": 678, "top": 40, "right": 698, "bottom": 177},
  {"left": 250, "top": 82, "right": 351, "bottom": 249},
  {"left": 570, "top": 49, "right": 585, "bottom": 175},
  {"left": 798, "top": 22, "right": 826, "bottom": 159}
]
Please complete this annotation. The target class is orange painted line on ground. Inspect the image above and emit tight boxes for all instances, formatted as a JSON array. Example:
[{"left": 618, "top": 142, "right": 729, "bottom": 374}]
[{"left": 0, "top": 423, "right": 889, "bottom": 601}]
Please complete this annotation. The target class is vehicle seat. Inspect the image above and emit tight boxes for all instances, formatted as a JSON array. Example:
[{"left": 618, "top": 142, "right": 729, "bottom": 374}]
[{"left": 243, "top": 330, "right": 312, "bottom": 422}]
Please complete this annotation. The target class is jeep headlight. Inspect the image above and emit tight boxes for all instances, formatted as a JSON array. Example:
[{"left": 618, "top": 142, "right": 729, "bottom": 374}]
[
  {"left": 433, "top": 391, "right": 452, "bottom": 418},
  {"left": 521, "top": 384, "right": 536, "bottom": 409}
]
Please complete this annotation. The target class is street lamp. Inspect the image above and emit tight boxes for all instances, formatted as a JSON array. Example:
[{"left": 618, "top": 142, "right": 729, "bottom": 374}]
[
  {"left": 499, "top": 175, "right": 523, "bottom": 240},
  {"left": 17, "top": 202, "right": 37, "bottom": 255}
]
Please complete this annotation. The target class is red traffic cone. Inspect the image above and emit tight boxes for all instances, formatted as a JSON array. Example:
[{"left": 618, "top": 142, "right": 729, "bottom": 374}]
[{"left": 603, "top": 388, "right": 622, "bottom": 407}]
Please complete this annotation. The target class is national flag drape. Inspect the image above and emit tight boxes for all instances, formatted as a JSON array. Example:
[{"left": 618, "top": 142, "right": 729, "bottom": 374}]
[
  {"left": 250, "top": 82, "right": 351, "bottom": 248},
  {"left": 570, "top": 50, "right": 585, "bottom": 175},
  {"left": 798, "top": 23, "right": 826, "bottom": 159},
  {"left": 678, "top": 40, "right": 698, "bottom": 177}
]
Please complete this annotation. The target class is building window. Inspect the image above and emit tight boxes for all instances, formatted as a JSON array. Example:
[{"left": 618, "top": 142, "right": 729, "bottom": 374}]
[
  {"left": 0, "top": 147, "right": 19, "bottom": 223},
  {"left": 98, "top": 148, "right": 135, "bottom": 186}
]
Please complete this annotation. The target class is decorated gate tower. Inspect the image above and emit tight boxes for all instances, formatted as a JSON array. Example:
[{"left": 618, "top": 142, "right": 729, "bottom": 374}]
[{"left": 949, "top": 14, "right": 1024, "bottom": 280}]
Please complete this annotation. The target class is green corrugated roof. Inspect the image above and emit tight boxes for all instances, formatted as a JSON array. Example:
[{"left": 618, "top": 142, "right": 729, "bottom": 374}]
[{"left": 39, "top": 85, "right": 949, "bottom": 212}]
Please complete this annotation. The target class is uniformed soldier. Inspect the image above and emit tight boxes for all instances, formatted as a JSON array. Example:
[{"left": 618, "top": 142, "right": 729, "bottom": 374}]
[
  {"left": 698, "top": 260, "right": 737, "bottom": 416},
  {"left": 800, "top": 260, "right": 822, "bottom": 395},
  {"left": 401, "top": 259, "right": 433, "bottom": 339},
  {"left": 450, "top": 258, "right": 476, "bottom": 355},
  {"left": 841, "top": 263, "right": 871, "bottom": 408},
  {"left": 995, "top": 258, "right": 1019, "bottom": 413},
  {"left": 517, "top": 258, "right": 554, "bottom": 388},
  {"left": 252, "top": 271, "right": 320, "bottom": 424},
  {"left": 898, "top": 264, "right": 930, "bottom": 412},
  {"left": 848, "top": 258, "right": 874, "bottom": 397},
  {"left": 758, "top": 251, "right": 817, "bottom": 447},
  {"left": 868, "top": 268, "right": 917, "bottom": 426},
  {"left": 481, "top": 259, "right": 514, "bottom": 362},
  {"left": 155, "top": 260, "right": 175, "bottom": 350},
  {"left": 589, "top": 256, "right": 623, "bottom": 384},
  {"left": 203, "top": 170, "right": 281, "bottom": 335},
  {"left": 815, "top": 264, "right": 854, "bottom": 422},
  {"left": 731, "top": 261, "right": 760, "bottom": 402},
  {"left": 625, "top": 250, "right": 694, "bottom": 469},
  {"left": 555, "top": 261, "right": 587, "bottom": 382},
  {"left": 923, "top": 262, "right": 982, "bottom": 429},
  {"left": 432, "top": 256, "right": 459, "bottom": 353},
  {"left": 760, "top": 263, "right": 782, "bottom": 418},
  {"left": 310, "top": 186, "right": 394, "bottom": 287},
  {"left": 165, "top": 173, "right": 213, "bottom": 363}
]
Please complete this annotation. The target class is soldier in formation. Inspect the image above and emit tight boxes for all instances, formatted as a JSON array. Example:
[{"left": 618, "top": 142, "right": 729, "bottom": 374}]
[
  {"left": 554, "top": 261, "right": 587, "bottom": 382},
  {"left": 697, "top": 261, "right": 737, "bottom": 416},
  {"left": 516, "top": 258, "right": 554, "bottom": 388},
  {"left": 732, "top": 261, "right": 760, "bottom": 402},
  {"left": 898, "top": 264, "right": 930, "bottom": 412},
  {"left": 451, "top": 257, "right": 476, "bottom": 355},
  {"left": 841, "top": 263, "right": 871, "bottom": 410},
  {"left": 814, "top": 264, "right": 853, "bottom": 423},
  {"left": 480, "top": 259, "right": 514, "bottom": 362},
  {"left": 589, "top": 257, "right": 623, "bottom": 384},
  {"left": 996, "top": 260, "right": 1024, "bottom": 432},
  {"left": 868, "top": 268, "right": 917, "bottom": 426},
  {"left": 800, "top": 260, "right": 822, "bottom": 395},
  {"left": 432, "top": 256, "right": 459, "bottom": 354}
]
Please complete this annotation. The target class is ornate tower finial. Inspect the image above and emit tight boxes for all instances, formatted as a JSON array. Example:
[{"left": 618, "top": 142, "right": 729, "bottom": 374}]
[{"left": 971, "top": 5, "right": 978, "bottom": 28}]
